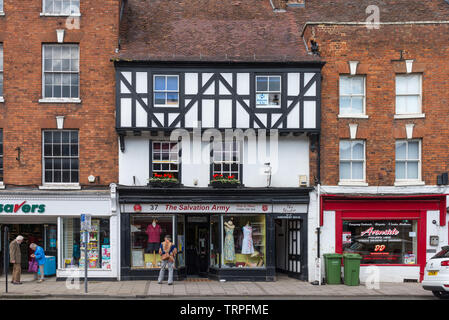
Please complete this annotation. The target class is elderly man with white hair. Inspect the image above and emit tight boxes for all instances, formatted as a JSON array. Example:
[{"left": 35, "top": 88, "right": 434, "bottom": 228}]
[{"left": 9, "top": 235, "right": 24, "bottom": 285}]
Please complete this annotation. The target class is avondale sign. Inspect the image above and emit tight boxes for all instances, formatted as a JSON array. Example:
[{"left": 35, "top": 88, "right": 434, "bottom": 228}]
[{"left": 0, "top": 201, "right": 46, "bottom": 214}]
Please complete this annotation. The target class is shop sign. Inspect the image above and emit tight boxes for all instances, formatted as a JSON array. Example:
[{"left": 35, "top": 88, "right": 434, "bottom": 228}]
[
  {"left": 0, "top": 201, "right": 45, "bottom": 214},
  {"left": 125, "top": 203, "right": 308, "bottom": 214}
]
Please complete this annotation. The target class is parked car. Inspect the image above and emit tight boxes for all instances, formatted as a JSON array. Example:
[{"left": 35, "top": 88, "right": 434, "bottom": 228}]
[{"left": 422, "top": 246, "right": 449, "bottom": 299}]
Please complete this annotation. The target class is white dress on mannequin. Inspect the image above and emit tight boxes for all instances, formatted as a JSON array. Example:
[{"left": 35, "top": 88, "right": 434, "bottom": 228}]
[{"left": 241, "top": 225, "right": 254, "bottom": 254}]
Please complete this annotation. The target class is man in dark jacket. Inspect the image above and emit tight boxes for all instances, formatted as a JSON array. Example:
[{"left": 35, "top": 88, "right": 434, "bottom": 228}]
[{"left": 9, "top": 235, "right": 24, "bottom": 284}]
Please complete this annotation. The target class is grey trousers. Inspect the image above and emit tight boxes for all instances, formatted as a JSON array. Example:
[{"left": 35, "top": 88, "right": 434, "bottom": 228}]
[
  {"left": 158, "top": 260, "right": 174, "bottom": 284},
  {"left": 34, "top": 265, "right": 45, "bottom": 280}
]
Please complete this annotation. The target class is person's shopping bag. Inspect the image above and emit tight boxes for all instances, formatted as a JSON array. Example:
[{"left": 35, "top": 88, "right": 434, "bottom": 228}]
[{"left": 28, "top": 258, "right": 39, "bottom": 273}]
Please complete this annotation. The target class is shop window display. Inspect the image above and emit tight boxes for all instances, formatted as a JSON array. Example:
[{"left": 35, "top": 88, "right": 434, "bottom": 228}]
[
  {"left": 342, "top": 220, "right": 418, "bottom": 264},
  {"left": 210, "top": 216, "right": 220, "bottom": 268},
  {"left": 130, "top": 215, "right": 173, "bottom": 269},
  {"left": 221, "top": 215, "right": 266, "bottom": 268},
  {"left": 62, "top": 218, "right": 110, "bottom": 269},
  {"left": 177, "top": 216, "right": 185, "bottom": 268}
]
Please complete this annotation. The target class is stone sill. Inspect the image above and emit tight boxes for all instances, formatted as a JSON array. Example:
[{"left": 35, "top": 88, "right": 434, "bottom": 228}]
[
  {"left": 338, "top": 114, "right": 369, "bottom": 119},
  {"left": 0, "top": 97, "right": 4, "bottom": 103},
  {"left": 38, "top": 98, "right": 81, "bottom": 104},
  {"left": 394, "top": 113, "right": 425, "bottom": 119},
  {"left": 0, "top": 12, "right": 4, "bottom": 16},
  {"left": 394, "top": 181, "right": 425, "bottom": 187},
  {"left": 0, "top": 182, "right": 5, "bottom": 189},
  {"left": 338, "top": 181, "right": 369, "bottom": 187},
  {"left": 40, "top": 13, "right": 81, "bottom": 17},
  {"left": 39, "top": 184, "right": 81, "bottom": 190}
]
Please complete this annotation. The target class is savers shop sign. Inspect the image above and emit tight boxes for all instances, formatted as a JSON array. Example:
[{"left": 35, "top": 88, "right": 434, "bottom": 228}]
[{"left": 0, "top": 201, "right": 45, "bottom": 214}]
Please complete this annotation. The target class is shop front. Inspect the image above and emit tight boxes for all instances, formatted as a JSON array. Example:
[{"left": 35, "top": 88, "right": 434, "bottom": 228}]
[
  {"left": 118, "top": 187, "right": 310, "bottom": 281},
  {"left": 0, "top": 190, "right": 118, "bottom": 280},
  {"left": 321, "top": 194, "right": 448, "bottom": 282}
]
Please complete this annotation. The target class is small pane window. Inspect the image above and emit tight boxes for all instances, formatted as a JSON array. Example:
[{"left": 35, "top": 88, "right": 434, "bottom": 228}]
[
  {"left": 153, "top": 75, "right": 179, "bottom": 107},
  {"left": 43, "top": 130, "right": 79, "bottom": 183},
  {"left": 395, "top": 140, "right": 421, "bottom": 181},
  {"left": 212, "top": 141, "right": 240, "bottom": 180},
  {"left": 339, "top": 140, "right": 365, "bottom": 181},
  {"left": 396, "top": 74, "right": 422, "bottom": 114},
  {"left": 0, "top": 0, "right": 3, "bottom": 12},
  {"left": 43, "top": 0, "right": 80, "bottom": 15},
  {"left": 43, "top": 44, "right": 79, "bottom": 98},
  {"left": 339, "top": 75, "right": 366, "bottom": 115},
  {"left": 151, "top": 141, "right": 179, "bottom": 179},
  {"left": 256, "top": 75, "right": 281, "bottom": 107}
]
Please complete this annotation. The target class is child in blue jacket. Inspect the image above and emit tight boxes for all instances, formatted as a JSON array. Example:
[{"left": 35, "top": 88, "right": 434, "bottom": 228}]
[{"left": 30, "top": 243, "right": 46, "bottom": 282}]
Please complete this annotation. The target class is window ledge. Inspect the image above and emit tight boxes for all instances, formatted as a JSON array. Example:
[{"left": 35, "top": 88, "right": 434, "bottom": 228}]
[
  {"left": 338, "top": 114, "right": 369, "bottom": 119},
  {"left": 0, "top": 182, "right": 5, "bottom": 189},
  {"left": 0, "top": 97, "right": 4, "bottom": 103},
  {"left": 0, "top": 12, "right": 5, "bottom": 16},
  {"left": 39, "top": 13, "right": 81, "bottom": 17},
  {"left": 394, "top": 181, "right": 425, "bottom": 187},
  {"left": 38, "top": 98, "right": 81, "bottom": 104},
  {"left": 39, "top": 184, "right": 81, "bottom": 190},
  {"left": 338, "top": 181, "right": 369, "bottom": 187},
  {"left": 394, "top": 113, "right": 425, "bottom": 119}
]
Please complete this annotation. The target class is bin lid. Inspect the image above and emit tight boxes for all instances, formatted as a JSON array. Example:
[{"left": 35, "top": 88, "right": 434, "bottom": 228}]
[
  {"left": 323, "top": 253, "right": 343, "bottom": 258},
  {"left": 343, "top": 253, "right": 362, "bottom": 260}
]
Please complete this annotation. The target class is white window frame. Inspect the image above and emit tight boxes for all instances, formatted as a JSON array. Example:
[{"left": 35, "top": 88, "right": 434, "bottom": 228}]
[
  {"left": 153, "top": 75, "right": 179, "bottom": 107},
  {"left": 0, "top": 0, "right": 4, "bottom": 14},
  {"left": 339, "top": 140, "right": 366, "bottom": 184},
  {"left": 41, "top": 44, "right": 80, "bottom": 103},
  {"left": 395, "top": 74, "right": 423, "bottom": 117},
  {"left": 0, "top": 44, "right": 3, "bottom": 102},
  {"left": 42, "top": 130, "right": 80, "bottom": 186},
  {"left": 41, "top": 0, "right": 81, "bottom": 16},
  {"left": 255, "top": 75, "right": 281, "bottom": 108},
  {"left": 212, "top": 140, "right": 241, "bottom": 181},
  {"left": 338, "top": 75, "right": 367, "bottom": 118},
  {"left": 151, "top": 141, "right": 179, "bottom": 178},
  {"left": 394, "top": 139, "right": 423, "bottom": 185}
]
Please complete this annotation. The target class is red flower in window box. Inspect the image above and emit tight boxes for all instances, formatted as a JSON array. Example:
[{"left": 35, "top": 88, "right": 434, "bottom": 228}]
[
  {"left": 210, "top": 174, "right": 241, "bottom": 188},
  {"left": 148, "top": 172, "right": 179, "bottom": 188}
]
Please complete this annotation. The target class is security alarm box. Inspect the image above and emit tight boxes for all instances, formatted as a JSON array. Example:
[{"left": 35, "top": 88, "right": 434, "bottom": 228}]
[
  {"left": 299, "top": 175, "right": 308, "bottom": 187},
  {"left": 430, "top": 236, "right": 439, "bottom": 246}
]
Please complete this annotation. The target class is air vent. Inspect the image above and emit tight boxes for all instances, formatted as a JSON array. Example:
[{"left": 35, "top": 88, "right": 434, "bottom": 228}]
[{"left": 403, "top": 279, "right": 418, "bottom": 283}]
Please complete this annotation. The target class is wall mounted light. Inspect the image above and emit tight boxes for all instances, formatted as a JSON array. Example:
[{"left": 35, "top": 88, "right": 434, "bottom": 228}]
[{"left": 88, "top": 175, "right": 96, "bottom": 183}]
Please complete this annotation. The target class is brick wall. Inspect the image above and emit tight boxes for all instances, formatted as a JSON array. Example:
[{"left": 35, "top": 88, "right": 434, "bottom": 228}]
[
  {"left": 0, "top": 0, "right": 119, "bottom": 187},
  {"left": 305, "top": 24, "right": 449, "bottom": 186}
]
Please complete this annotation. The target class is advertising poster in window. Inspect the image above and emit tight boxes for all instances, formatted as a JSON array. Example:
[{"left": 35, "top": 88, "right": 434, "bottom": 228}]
[{"left": 342, "top": 220, "right": 417, "bottom": 264}]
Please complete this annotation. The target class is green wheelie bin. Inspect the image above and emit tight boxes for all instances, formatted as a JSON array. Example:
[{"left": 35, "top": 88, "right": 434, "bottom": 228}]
[
  {"left": 323, "top": 253, "right": 343, "bottom": 284},
  {"left": 343, "top": 253, "right": 362, "bottom": 286}
]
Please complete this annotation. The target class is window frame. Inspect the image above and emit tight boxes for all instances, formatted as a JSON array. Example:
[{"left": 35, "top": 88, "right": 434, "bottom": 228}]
[
  {"left": 339, "top": 139, "right": 366, "bottom": 183},
  {"left": 42, "top": 44, "right": 80, "bottom": 100},
  {"left": 42, "top": 0, "right": 81, "bottom": 16},
  {"left": 211, "top": 140, "right": 242, "bottom": 182},
  {"left": 0, "top": 0, "right": 3, "bottom": 13},
  {"left": 0, "top": 129, "right": 3, "bottom": 182},
  {"left": 150, "top": 140, "right": 180, "bottom": 179},
  {"left": 339, "top": 75, "right": 366, "bottom": 117},
  {"left": 395, "top": 139, "right": 422, "bottom": 183},
  {"left": 153, "top": 74, "right": 179, "bottom": 108},
  {"left": 255, "top": 75, "right": 282, "bottom": 108},
  {"left": 395, "top": 73, "right": 422, "bottom": 115},
  {"left": 0, "top": 43, "right": 3, "bottom": 99},
  {"left": 42, "top": 130, "right": 80, "bottom": 185}
]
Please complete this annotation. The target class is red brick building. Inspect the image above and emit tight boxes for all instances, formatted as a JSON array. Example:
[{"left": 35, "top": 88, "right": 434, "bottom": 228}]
[
  {"left": 301, "top": 0, "right": 449, "bottom": 283},
  {"left": 0, "top": 0, "right": 120, "bottom": 279}
]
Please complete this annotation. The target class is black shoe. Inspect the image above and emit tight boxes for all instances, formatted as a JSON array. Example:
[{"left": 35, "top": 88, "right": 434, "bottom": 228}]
[
  {"left": 168, "top": 282, "right": 173, "bottom": 285},
  {"left": 12, "top": 282, "right": 22, "bottom": 285}
]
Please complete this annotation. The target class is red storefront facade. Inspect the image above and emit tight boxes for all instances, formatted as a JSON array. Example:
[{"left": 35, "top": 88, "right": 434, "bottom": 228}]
[{"left": 321, "top": 195, "right": 447, "bottom": 281}]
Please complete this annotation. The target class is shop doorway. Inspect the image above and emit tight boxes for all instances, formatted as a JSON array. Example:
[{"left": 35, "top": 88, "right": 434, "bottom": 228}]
[
  {"left": 275, "top": 219, "right": 303, "bottom": 280},
  {"left": 0, "top": 223, "right": 57, "bottom": 273},
  {"left": 185, "top": 216, "right": 209, "bottom": 277}
]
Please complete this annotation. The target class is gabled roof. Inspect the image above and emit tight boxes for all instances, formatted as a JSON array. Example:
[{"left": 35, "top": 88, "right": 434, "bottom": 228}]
[
  {"left": 115, "top": 0, "right": 449, "bottom": 63},
  {"left": 115, "top": 0, "right": 319, "bottom": 63}
]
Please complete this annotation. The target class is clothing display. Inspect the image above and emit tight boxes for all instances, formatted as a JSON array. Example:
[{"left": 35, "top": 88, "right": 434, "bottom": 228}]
[
  {"left": 146, "top": 242, "right": 160, "bottom": 253},
  {"left": 223, "top": 222, "right": 235, "bottom": 261},
  {"left": 146, "top": 223, "right": 162, "bottom": 243},
  {"left": 241, "top": 225, "right": 254, "bottom": 254}
]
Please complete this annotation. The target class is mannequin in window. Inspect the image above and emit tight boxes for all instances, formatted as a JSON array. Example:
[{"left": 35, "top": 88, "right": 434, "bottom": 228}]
[
  {"left": 223, "top": 218, "right": 236, "bottom": 265},
  {"left": 241, "top": 221, "right": 254, "bottom": 266},
  {"left": 145, "top": 219, "right": 162, "bottom": 267}
]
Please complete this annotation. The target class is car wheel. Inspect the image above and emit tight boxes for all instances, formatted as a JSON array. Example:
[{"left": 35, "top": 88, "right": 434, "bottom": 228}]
[{"left": 432, "top": 291, "right": 449, "bottom": 299}]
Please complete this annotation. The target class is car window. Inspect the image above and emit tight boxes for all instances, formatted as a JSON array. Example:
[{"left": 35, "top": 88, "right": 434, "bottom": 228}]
[{"left": 431, "top": 247, "right": 449, "bottom": 259}]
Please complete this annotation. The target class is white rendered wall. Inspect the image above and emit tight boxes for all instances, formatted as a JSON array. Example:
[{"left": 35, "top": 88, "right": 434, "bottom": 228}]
[{"left": 119, "top": 135, "right": 310, "bottom": 188}]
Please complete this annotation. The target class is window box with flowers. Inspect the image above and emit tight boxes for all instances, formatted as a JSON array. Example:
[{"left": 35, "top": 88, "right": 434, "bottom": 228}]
[
  {"left": 209, "top": 174, "right": 242, "bottom": 188},
  {"left": 147, "top": 173, "right": 180, "bottom": 188}
]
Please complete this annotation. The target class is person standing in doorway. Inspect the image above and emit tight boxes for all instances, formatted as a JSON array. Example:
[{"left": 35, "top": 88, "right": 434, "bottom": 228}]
[
  {"left": 9, "top": 235, "right": 24, "bottom": 285},
  {"left": 158, "top": 235, "right": 177, "bottom": 285},
  {"left": 30, "top": 243, "right": 46, "bottom": 283}
]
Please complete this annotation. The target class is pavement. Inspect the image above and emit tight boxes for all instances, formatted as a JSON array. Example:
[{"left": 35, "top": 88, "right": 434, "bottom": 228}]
[{"left": 0, "top": 273, "right": 436, "bottom": 299}]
